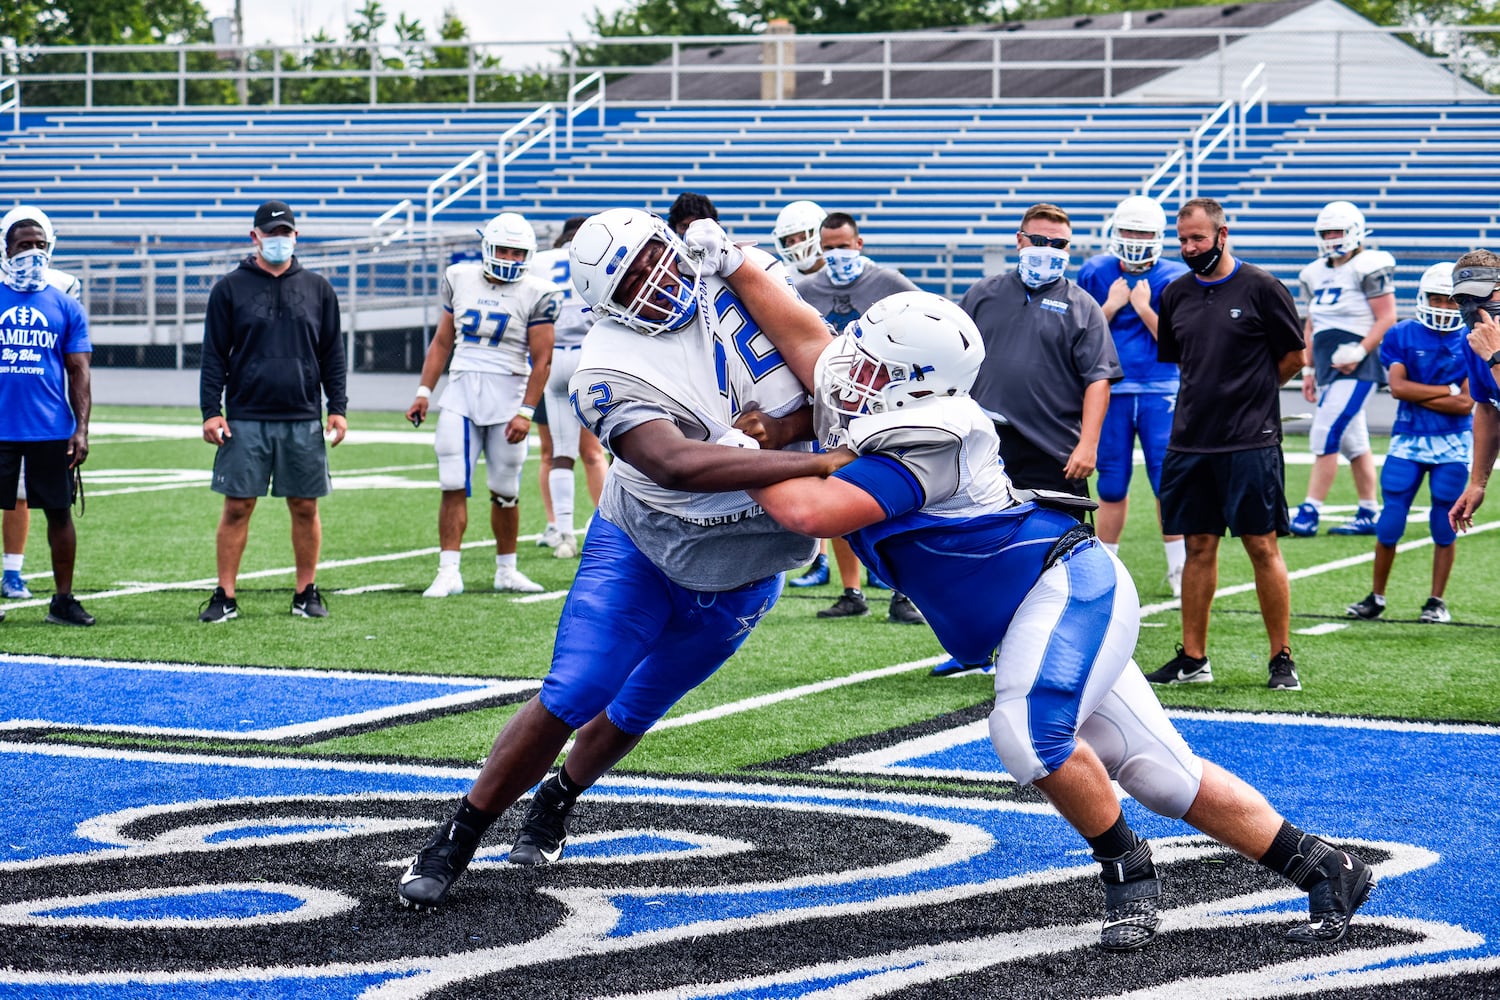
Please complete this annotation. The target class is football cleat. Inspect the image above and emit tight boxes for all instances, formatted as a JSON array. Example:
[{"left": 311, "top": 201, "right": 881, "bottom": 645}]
[
  {"left": 536, "top": 525, "right": 563, "bottom": 548},
  {"left": 887, "top": 592, "right": 926, "bottom": 625},
  {"left": 398, "top": 806, "right": 488, "bottom": 910},
  {"left": 291, "top": 583, "right": 328, "bottom": 618},
  {"left": 198, "top": 586, "right": 238, "bottom": 623},
  {"left": 788, "top": 553, "right": 829, "bottom": 588},
  {"left": 423, "top": 566, "right": 465, "bottom": 598},
  {"left": 1144, "top": 645, "right": 1212, "bottom": 685},
  {"left": 817, "top": 588, "right": 869, "bottom": 619},
  {"left": 494, "top": 566, "right": 544, "bottom": 594},
  {"left": 508, "top": 779, "right": 576, "bottom": 866},
  {"left": 1286, "top": 845, "right": 1375, "bottom": 944},
  {"left": 1328, "top": 509, "right": 1378, "bottom": 536},
  {"left": 929, "top": 656, "right": 994, "bottom": 678},
  {"left": 2, "top": 570, "right": 31, "bottom": 599},
  {"left": 1418, "top": 596, "right": 1451, "bottom": 624},
  {"left": 1166, "top": 565, "right": 1183, "bottom": 599},
  {"left": 553, "top": 533, "right": 579, "bottom": 560},
  {"left": 1268, "top": 647, "right": 1301, "bottom": 691},
  {"left": 1098, "top": 841, "right": 1160, "bottom": 952},
  {"left": 45, "top": 593, "right": 95, "bottom": 627},
  {"left": 1288, "top": 503, "right": 1320, "bottom": 537},
  {"left": 1345, "top": 593, "right": 1384, "bottom": 620}
]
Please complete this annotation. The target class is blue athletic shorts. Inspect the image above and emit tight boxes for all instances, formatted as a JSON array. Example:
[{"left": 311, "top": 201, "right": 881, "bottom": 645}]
[{"left": 1096, "top": 392, "right": 1175, "bottom": 503}]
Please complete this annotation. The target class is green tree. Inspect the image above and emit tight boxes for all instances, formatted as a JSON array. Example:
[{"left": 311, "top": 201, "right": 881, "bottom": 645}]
[
  {"left": 737, "top": 0, "right": 999, "bottom": 33},
  {"left": 575, "top": 0, "right": 746, "bottom": 70}
]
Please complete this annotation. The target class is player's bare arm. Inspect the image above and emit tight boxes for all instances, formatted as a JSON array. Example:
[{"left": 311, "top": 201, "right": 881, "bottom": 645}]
[
  {"left": 750, "top": 474, "right": 887, "bottom": 539},
  {"left": 610, "top": 418, "right": 852, "bottom": 494},
  {"left": 408, "top": 311, "right": 457, "bottom": 423}
]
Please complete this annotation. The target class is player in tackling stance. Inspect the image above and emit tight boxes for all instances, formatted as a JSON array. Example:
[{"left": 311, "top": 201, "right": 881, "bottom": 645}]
[
  {"left": 684, "top": 220, "right": 1377, "bottom": 952},
  {"left": 397, "top": 208, "right": 851, "bottom": 910}
]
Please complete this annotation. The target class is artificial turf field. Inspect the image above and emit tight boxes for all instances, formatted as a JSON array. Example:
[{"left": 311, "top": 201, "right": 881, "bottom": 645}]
[{"left": 0, "top": 404, "right": 1496, "bottom": 999}]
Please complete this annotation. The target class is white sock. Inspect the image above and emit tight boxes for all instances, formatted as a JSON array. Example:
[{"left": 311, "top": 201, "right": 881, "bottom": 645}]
[
  {"left": 1357, "top": 498, "right": 1379, "bottom": 514},
  {"left": 1101, "top": 541, "right": 1120, "bottom": 554},
  {"left": 496, "top": 553, "right": 517, "bottom": 570},
  {"left": 1164, "top": 538, "right": 1186, "bottom": 574},
  {"left": 1302, "top": 497, "right": 1324, "bottom": 510},
  {"left": 2, "top": 553, "right": 22, "bottom": 573},
  {"left": 439, "top": 550, "right": 461, "bottom": 570},
  {"left": 549, "top": 469, "right": 575, "bottom": 533},
  {"left": 1372, "top": 593, "right": 1386, "bottom": 606}
]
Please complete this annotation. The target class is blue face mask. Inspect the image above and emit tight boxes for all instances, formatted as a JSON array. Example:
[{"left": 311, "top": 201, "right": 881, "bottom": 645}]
[
  {"left": 259, "top": 235, "right": 296, "bottom": 265},
  {"left": 1017, "top": 247, "right": 1068, "bottom": 288},
  {"left": 824, "top": 249, "right": 867, "bottom": 286},
  {"left": 1, "top": 249, "right": 50, "bottom": 292}
]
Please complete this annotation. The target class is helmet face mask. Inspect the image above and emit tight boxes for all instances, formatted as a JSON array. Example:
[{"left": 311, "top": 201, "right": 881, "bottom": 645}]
[
  {"left": 1315, "top": 200, "right": 1367, "bottom": 259},
  {"left": 1416, "top": 261, "right": 1463, "bottom": 333},
  {"left": 480, "top": 212, "right": 537, "bottom": 282},
  {"left": 773, "top": 200, "right": 826, "bottom": 271},
  {"left": 1106, "top": 196, "right": 1165, "bottom": 272},
  {"left": 568, "top": 209, "right": 700, "bottom": 336}
]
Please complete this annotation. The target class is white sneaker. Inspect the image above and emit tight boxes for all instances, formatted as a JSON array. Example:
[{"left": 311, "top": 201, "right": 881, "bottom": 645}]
[
  {"left": 553, "top": 533, "right": 579, "bottom": 559},
  {"left": 422, "top": 566, "right": 465, "bottom": 598},
  {"left": 495, "top": 566, "right": 544, "bottom": 593},
  {"left": 536, "top": 525, "right": 563, "bottom": 548},
  {"left": 1166, "top": 565, "right": 1183, "bottom": 599}
]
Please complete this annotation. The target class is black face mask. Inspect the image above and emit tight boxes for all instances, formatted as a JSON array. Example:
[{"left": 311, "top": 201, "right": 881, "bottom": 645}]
[
  {"left": 1181, "top": 239, "right": 1224, "bottom": 276},
  {"left": 1456, "top": 294, "right": 1500, "bottom": 329}
]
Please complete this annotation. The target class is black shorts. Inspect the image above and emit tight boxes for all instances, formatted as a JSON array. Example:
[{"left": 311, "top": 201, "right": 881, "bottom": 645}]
[
  {"left": 995, "top": 423, "right": 1091, "bottom": 498},
  {"left": 1160, "top": 445, "right": 1290, "bottom": 538},
  {"left": 0, "top": 439, "right": 74, "bottom": 510}
]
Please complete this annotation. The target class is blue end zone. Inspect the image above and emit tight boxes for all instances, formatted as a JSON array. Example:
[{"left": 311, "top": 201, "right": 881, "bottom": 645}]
[{"left": 0, "top": 654, "right": 537, "bottom": 739}]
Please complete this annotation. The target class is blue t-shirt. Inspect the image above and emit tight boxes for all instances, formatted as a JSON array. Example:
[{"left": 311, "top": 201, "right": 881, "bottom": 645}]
[
  {"left": 1380, "top": 319, "right": 1472, "bottom": 438},
  {"left": 1076, "top": 254, "right": 1186, "bottom": 393},
  {"left": 1466, "top": 334, "right": 1500, "bottom": 410},
  {"left": 0, "top": 284, "right": 91, "bottom": 441}
]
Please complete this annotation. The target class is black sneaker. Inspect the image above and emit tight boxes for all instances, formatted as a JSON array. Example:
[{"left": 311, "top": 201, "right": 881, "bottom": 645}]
[
  {"left": 888, "top": 592, "right": 926, "bottom": 625},
  {"left": 198, "top": 586, "right": 238, "bottom": 623},
  {"left": 291, "top": 583, "right": 328, "bottom": 618},
  {"left": 1098, "top": 840, "right": 1160, "bottom": 952},
  {"left": 1268, "top": 647, "right": 1301, "bottom": 691},
  {"left": 398, "top": 805, "right": 488, "bottom": 910},
  {"left": 817, "top": 588, "right": 869, "bottom": 619},
  {"left": 1286, "top": 843, "right": 1375, "bottom": 944},
  {"left": 1143, "top": 645, "right": 1212, "bottom": 685},
  {"left": 508, "top": 778, "right": 576, "bottom": 866},
  {"left": 1345, "top": 593, "right": 1384, "bottom": 620},
  {"left": 45, "top": 593, "right": 96, "bottom": 627},
  {"left": 1418, "top": 596, "right": 1451, "bottom": 624}
]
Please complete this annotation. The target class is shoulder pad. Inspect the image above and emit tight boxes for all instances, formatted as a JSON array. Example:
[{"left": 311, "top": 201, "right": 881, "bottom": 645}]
[{"left": 1353, "top": 249, "right": 1397, "bottom": 276}]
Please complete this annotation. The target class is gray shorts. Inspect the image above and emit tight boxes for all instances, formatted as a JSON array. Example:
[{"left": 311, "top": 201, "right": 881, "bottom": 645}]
[{"left": 211, "top": 418, "right": 331, "bottom": 499}]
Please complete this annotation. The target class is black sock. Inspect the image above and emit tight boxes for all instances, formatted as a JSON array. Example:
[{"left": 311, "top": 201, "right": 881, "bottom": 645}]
[
  {"left": 554, "top": 766, "right": 589, "bottom": 804},
  {"left": 1259, "top": 820, "right": 1331, "bottom": 890},
  {"left": 1087, "top": 812, "right": 1155, "bottom": 883},
  {"left": 454, "top": 795, "right": 501, "bottom": 833},
  {"left": 1085, "top": 811, "right": 1138, "bottom": 859}
]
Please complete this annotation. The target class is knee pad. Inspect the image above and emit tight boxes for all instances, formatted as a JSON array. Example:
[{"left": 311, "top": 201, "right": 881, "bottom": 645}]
[
  {"left": 1077, "top": 669, "right": 1204, "bottom": 819},
  {"left": 988, "top": 700, "right": 1056, "bottom": 787},
  {"left": 1114, "top": 750, "right": 1204, "bottom": 819},
  {"left": 490, "top": 493, "right": 519, "bottom": 509},
  {"left": 484, "top": 435, "right": 527, "bottom": 497}
]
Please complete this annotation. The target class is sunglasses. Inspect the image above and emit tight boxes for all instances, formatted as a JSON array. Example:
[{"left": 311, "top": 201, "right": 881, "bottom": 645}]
[{"left": 1019, "top": 232, "right": 1070, "bottom": 250}]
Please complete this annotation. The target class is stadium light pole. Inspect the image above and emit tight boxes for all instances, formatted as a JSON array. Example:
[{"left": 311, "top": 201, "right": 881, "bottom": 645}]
[{"left": 235, "top": 0, "right": 248, "bottom": 104}]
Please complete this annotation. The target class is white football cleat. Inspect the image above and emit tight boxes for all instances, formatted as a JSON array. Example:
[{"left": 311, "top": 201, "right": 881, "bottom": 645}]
[
  {"left": 536, "top": 525, "right": 563, "bottom": 548},
  {"left": 423, "top": 567, "right": 465, "bottom": 598},
  {"left": 1166, "top": 565, "right": 1183, "bottom": 599},
  {"left": 494, "top": 566, "right": 544, "bottom": 593},
  {"left": 553, "top": 533, "right": 579, "bottom": 559}
]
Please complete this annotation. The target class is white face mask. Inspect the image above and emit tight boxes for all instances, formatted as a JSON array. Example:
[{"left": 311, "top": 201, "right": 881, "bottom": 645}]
[
  {"left": 1017, "top": 246, "right": 1068, "bottom": 288},
  {"left": 1, "top": 249, "right": 50, "bottom": 292},
  {"left": 824, "top": 248, "right": 867, "bottom": 286},
  {"left": 259, "top": 235, "right": 296, "bottom": 265}
]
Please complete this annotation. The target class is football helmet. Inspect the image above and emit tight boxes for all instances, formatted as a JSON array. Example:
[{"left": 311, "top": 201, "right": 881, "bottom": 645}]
[
  {"left": 819, "top": 291, "right": 984, "bottom": 417},
  {"left": 1106, "top": 195, "right": 1166, "bottom": 271},
  {"left": 1416, "top": 261, "right": 1463, "bottom": 332},
  {"left": 1, "top": 205, "right": 56, "bottom": 254},
  {"left": 772, "top": 200, "right": 826, "bottom": 272},
  {"left": 480, "top": 212, "right": 536, "bottom": 282},
  {"left": 1315, "top": 201, "right": 1367, "bottom": 259},
  {"left": 568, "top": 208, "right": 699, "bottom": 336}
]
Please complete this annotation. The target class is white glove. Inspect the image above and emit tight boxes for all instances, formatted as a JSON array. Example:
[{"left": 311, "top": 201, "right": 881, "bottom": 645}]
[
  {"left": 683, "top": 218, "right": 745, "bottom": 278},
  {"left": 1331, "top": 343, "right": 1368, "bottom": 367},
  {"left": 715, "top": 427, "right": 761, "bottom": 449}
]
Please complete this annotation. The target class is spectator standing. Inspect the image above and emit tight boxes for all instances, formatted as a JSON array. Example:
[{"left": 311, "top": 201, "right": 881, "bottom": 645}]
[
  {"left": 1448, "top": 251, "right": 1500, "bottom": 533},
  {"left": 666, "top": 192, "right": 718, "bottom": 236},
  {"left": 1146, "top": 198, "right": 1305, "bottom": 691},
  {"left": 961, "top": 203, "right": 1120, "bottom": 499},
  {"left": 0, "top": 206, "right": 94, "bottom": 626},
  {"left": 198, "top": 200, "right": 346, "bottom": 622},
  {"left": 1077, "top": 196, "right": 1190, "bottom": 596}
]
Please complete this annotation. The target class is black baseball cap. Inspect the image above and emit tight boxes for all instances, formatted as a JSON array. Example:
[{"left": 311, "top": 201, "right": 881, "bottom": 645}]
[{"left": 253, "top": 200, "right": 296, "bottom": 232}]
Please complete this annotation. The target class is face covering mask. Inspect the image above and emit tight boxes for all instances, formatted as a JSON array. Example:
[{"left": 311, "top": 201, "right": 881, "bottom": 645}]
[
  {"left": 824, "top": 249, "right": 868, "bottom": 286},
  {"left": 1181, "top": 240, "right": 1224, "bottom": 276},
  {"left": 1457, "top": 295, "right": 1500, "bottom": 330},
  {"left": 1, "top": 249, "right": 50, "bottom": 292},
  {"left": 1017, "top": 246, "right": 1068, "bottom": 289},
  {"left": 259, "top": 236, "right": 296, "bottom": 265}
]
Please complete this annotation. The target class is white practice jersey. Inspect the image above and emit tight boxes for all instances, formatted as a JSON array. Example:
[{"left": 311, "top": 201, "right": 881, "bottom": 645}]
[
  {"left": 45, "top": 267, "right": 82, "bottom": 301},
  {"left": 440, "top": 263, "right": 562, "bottom": 376},
  {"left": 572, "top": 247, "right": 810, "bottom": 524},
  {"left": 1299, "top": 249, "right": 1396, "bottom": 336},
  {"left": 530, "top": 247, "right": 591, "bottom": 349}
]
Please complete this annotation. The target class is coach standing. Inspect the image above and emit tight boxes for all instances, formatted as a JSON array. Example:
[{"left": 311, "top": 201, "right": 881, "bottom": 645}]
[
  {"left": 198, "top": 200, "right": 347, "bottom": 623},
  {"left": 1146, "top": 198, "right": 1305, "bottom": 691}
]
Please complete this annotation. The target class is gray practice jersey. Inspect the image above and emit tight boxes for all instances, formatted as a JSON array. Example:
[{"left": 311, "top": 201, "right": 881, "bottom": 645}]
[
  {"left": 571, "top": 247, "right": 818, "bottom": 591},
  {"left": 796, "top": 262, "right": 920, "bottom": 331}
]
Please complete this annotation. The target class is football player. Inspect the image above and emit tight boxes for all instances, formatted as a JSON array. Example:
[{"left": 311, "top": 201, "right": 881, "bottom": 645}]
[
  {"left": 1292, "top": 201, "right": 1397, "bottom": 536},
  {"left": 407, "top": 213, "right": 558, "bottom": 597},
  {"left": 1077, "top": 196, "right": 1189, "bottom": 596},
  {"left": 396, "top": 208, "right": 852, "bottom": 910},
  {"left": 689, "top": 222, "right": 1378, "bottom": 953},
  {"left": 771, "top": 199, "right": 826, "bottom": 276}
]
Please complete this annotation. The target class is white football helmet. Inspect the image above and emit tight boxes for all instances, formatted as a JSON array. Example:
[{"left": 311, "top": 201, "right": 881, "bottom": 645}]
[
  {"left": 1, "top": 205, "right": 56, "bottom": 254},
  {"left": 568, "top": 208, "right": 700, "bottom": 336},
  {"left": 772, "top": 200, "right": 826, "bottom": 272},
  {"left": 1106, "top": 195, "right": 1165, "bottom": 271},
  {"left": 1315, "top": 200, "right": 1367, "bottom": 259},
  {"left": 1416, "top": 261, "right": 1464, "bottom": 332},
  {"left": 820, "top": 291, "right": 984, "bottom": 418},
  {"left": 480, "top": 212, "right": 536, "bottom": 282}
]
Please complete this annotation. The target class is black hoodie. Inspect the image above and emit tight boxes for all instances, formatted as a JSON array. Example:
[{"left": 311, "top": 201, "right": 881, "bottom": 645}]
[{"left": 200, "top": 255, "right": 347, "bottom": 422}]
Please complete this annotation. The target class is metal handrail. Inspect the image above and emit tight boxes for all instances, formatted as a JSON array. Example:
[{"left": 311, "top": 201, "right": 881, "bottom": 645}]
[
  {"left": 426, "top": 150, "right": 486, "bottom": 236},
  {"left": 495, "top": 102, "right": 556, "bottom": 200},
  {"left": 1189, "top": 99, "right": 1236, "bottom": 198},
  {"left": 1140, "top": 144, "right": 1187, "bottom": 208},
  {"left": 371, "top": 198, "right": 414, "bottom": 244},
  {"left": 565, "top": 71, "right": 604, "bottom": 151},
  {"left": 1238, "top": 61, "right": 1268, "bottom": 152},
  {"left": 0, "top": 77, "right": 18, "bottom": 132}
]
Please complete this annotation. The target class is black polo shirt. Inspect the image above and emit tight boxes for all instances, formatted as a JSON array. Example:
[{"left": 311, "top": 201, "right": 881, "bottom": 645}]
[{"left": 1157, "top": 259, "right": 1304, "bottom": 454}]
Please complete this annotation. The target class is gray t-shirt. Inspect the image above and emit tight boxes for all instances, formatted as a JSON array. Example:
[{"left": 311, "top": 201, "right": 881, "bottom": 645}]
[
  {"left": 960, "top": 270, "right": 1121, "bottom": 463},
  {"left": 796, "top": 261, "right": 920, "bottom": 331}
]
